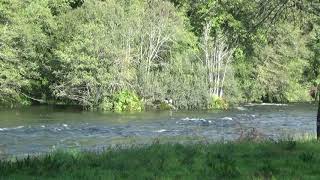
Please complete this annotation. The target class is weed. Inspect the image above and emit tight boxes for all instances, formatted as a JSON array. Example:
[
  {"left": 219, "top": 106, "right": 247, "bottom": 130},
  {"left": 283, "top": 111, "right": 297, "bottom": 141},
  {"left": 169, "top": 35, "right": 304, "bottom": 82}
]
[
  {"left": 1, "top": 141, "right": 320, "bottom": 179},
  {"left": 299, "top": 152, "right": 315, "bottom": 162}
]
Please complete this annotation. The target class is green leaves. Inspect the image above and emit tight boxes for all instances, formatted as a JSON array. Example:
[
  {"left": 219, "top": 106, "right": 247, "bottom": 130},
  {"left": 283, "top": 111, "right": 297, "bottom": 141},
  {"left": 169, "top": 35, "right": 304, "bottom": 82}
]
[
  {"left": 254, "top": 23, "right": 312, "bottom": 102},
  {"left": 1, "top": 0, "right": 319, "bottom": 108},
  {"left": 209, "top": 95, "right": 228, "bottom": 110},
  {"left": 113, "top": 90, "right": 143, "bottom": 112}
]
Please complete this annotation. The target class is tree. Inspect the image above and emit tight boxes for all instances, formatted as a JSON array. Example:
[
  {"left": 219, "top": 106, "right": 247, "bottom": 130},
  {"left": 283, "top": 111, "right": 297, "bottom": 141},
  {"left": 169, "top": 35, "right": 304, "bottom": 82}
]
[
  {"left": 0, "top": 0, "right": 57, "bottom": 105},
  {"left": 254, "top": 23, "right": 312, "bottom": 102},
  {"left": 50, "top": 0, "right": 204, "bottom": 110},
  {"left": 201, "top": 22, "right": 234, "bottom": 98},
  {"left": 1, "top": 0, "right": 319, "bottom": 113}
]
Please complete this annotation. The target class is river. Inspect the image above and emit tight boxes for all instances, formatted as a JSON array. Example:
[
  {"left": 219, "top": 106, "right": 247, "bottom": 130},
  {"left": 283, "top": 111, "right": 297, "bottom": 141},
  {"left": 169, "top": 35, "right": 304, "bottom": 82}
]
[{"left": 0, "top": 103, "right": 317, "bottom": 158}]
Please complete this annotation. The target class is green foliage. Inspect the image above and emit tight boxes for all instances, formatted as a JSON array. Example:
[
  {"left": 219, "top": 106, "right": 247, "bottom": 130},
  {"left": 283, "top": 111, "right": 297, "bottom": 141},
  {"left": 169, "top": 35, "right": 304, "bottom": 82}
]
[
  {"left": 256, "top": 160, "right": 277, "bottom": 179},
  {"left": 49, "top": 0, "right": 206, "bottom": 110},
  {"left": 282, "top": 139, "right": 297, "bottom": 151},
  {"left": 0, "top": 0, "right": 56, "bottom": 106},
  {"left": 209, "top": 95, "right": 228, "bottom": 110},
  {"left": 299, "top": 152, "right": 315, "bottom": 163},
  {"left": 0, "top": 0, "right": 319, "bottom": 109},
  {"left": 207, "top": 152, "right": 240, "bottom": 178},
  {"left": 254, "top": 23, "right": 312, "bottom": 103},
  {"left": 159, "top": 102, "right": 174, "bottom": 111},
  {"left": 98, "top": 97, "right": 113, "bottom": 111},
  {"left": 113, "top": 91, "right": 143, "bottom": 112},
  {"left": 284, "top": 82, "right": 311, "bottom": 102},
  {"left": 3, "top": 141, "right": 320, "bottom": 179}
]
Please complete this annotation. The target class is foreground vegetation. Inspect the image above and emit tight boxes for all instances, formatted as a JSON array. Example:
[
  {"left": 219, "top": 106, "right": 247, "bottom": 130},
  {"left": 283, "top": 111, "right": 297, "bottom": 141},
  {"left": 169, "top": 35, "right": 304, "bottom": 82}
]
[
  {"left": 2, "top": 140, "right": 320, "bottom": 179},
  {"left": 1, "top": 0, "right": 319, "bottom": 111}
]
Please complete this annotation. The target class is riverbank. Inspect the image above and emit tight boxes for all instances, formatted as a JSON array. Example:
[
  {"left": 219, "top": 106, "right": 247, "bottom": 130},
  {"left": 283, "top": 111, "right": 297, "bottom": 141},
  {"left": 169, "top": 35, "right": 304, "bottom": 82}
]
[{"left": 1, "top": 140, "right": 320, "bottom": 179}]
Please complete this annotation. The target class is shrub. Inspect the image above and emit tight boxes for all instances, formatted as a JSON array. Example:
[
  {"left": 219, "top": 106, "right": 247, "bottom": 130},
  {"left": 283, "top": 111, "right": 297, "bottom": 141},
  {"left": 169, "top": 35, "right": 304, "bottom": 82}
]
[
  {"left": 98, "top": 97, "right": 113, "bottom": 111},
  {"left": 159, "top": 102, "right": 174, "bottom": 110},
  {"left": 209, "top": 95, "right": 228, "bottom": 110},
  {"left": 113, "top": 91, "right": 143, "bottom": 112}
]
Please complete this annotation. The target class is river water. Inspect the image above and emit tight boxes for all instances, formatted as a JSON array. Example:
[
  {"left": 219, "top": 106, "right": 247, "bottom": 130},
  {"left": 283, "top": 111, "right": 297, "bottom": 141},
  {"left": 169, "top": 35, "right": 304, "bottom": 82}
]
[{"left": 0, "top": 103, "right": 317, "bottom": 158}]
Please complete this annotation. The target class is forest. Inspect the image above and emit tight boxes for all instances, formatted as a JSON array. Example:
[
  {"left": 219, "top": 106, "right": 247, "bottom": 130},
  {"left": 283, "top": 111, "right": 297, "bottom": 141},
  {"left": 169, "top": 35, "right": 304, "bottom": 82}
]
[{"left": 0, "top": 0, "right": 319, "bottom": 111}]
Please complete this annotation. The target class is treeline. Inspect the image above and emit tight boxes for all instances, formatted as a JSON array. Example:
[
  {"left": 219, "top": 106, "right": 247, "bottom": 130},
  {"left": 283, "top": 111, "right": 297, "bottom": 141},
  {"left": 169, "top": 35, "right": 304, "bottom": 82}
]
[{"left": 0, "top": 0, "right": 319, "bottom": 111}]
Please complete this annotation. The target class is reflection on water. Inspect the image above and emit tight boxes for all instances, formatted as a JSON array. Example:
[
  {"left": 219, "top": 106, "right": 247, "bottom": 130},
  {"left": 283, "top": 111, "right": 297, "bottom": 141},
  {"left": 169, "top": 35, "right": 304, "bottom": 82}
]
[{"left": 0, "top": 103, "right": 317, "bottom": 157}]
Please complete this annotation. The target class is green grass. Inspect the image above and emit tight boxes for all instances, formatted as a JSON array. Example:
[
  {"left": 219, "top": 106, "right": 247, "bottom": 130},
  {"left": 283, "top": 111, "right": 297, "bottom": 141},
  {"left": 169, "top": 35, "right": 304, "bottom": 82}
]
[{"left": 1, "top": 140, "right": 320, "bottom": 179}]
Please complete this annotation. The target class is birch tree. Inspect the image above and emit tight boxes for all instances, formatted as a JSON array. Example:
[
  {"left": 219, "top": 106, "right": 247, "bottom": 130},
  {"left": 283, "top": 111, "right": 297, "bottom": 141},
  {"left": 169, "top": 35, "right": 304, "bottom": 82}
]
[
  {"left": 201, "top": 22, "right": 234, "bottom": 98},
  {"left": 133, "top": 0, "right": 183, "bottom": 100}
]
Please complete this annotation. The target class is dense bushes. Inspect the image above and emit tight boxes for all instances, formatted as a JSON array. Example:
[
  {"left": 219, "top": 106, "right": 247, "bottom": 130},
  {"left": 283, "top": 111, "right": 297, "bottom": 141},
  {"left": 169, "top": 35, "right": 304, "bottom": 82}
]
[
  {"left": 0, "top": 0, "right": 319, "bottom": 111},
  {"left": 98, "top": 90, "right": 143, "bottom": 112},
  {"left": 113, "top": 91, "right": 143, "bottom": 112},
  {"left": 209, "top": 96, "right": 228, "bottom": 110}
]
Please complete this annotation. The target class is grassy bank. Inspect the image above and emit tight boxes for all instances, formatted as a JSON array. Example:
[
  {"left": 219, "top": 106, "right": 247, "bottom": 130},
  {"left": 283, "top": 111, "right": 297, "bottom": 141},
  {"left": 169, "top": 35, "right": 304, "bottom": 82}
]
[{"left": 1, "top": 140, "right": 320, "bottom": 179}]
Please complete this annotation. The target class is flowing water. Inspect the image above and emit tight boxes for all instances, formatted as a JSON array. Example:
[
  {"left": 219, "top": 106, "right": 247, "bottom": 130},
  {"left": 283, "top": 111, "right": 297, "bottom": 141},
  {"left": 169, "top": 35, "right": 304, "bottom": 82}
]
[{"left": 0, "top": 103, "right": 317, "bottom": 158}]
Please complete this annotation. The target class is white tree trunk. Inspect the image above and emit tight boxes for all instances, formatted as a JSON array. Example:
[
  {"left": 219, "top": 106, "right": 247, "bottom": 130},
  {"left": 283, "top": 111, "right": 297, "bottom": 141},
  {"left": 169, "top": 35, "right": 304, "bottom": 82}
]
[{"left": 201, "top": 24, "right": 234, "bottom": 98}]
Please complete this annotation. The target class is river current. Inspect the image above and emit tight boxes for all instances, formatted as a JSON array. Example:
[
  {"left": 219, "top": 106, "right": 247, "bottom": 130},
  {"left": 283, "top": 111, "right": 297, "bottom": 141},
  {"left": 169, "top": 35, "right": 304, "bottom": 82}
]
[{"left": 0, "top": 103, "right": 316, "bottom": 158}]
